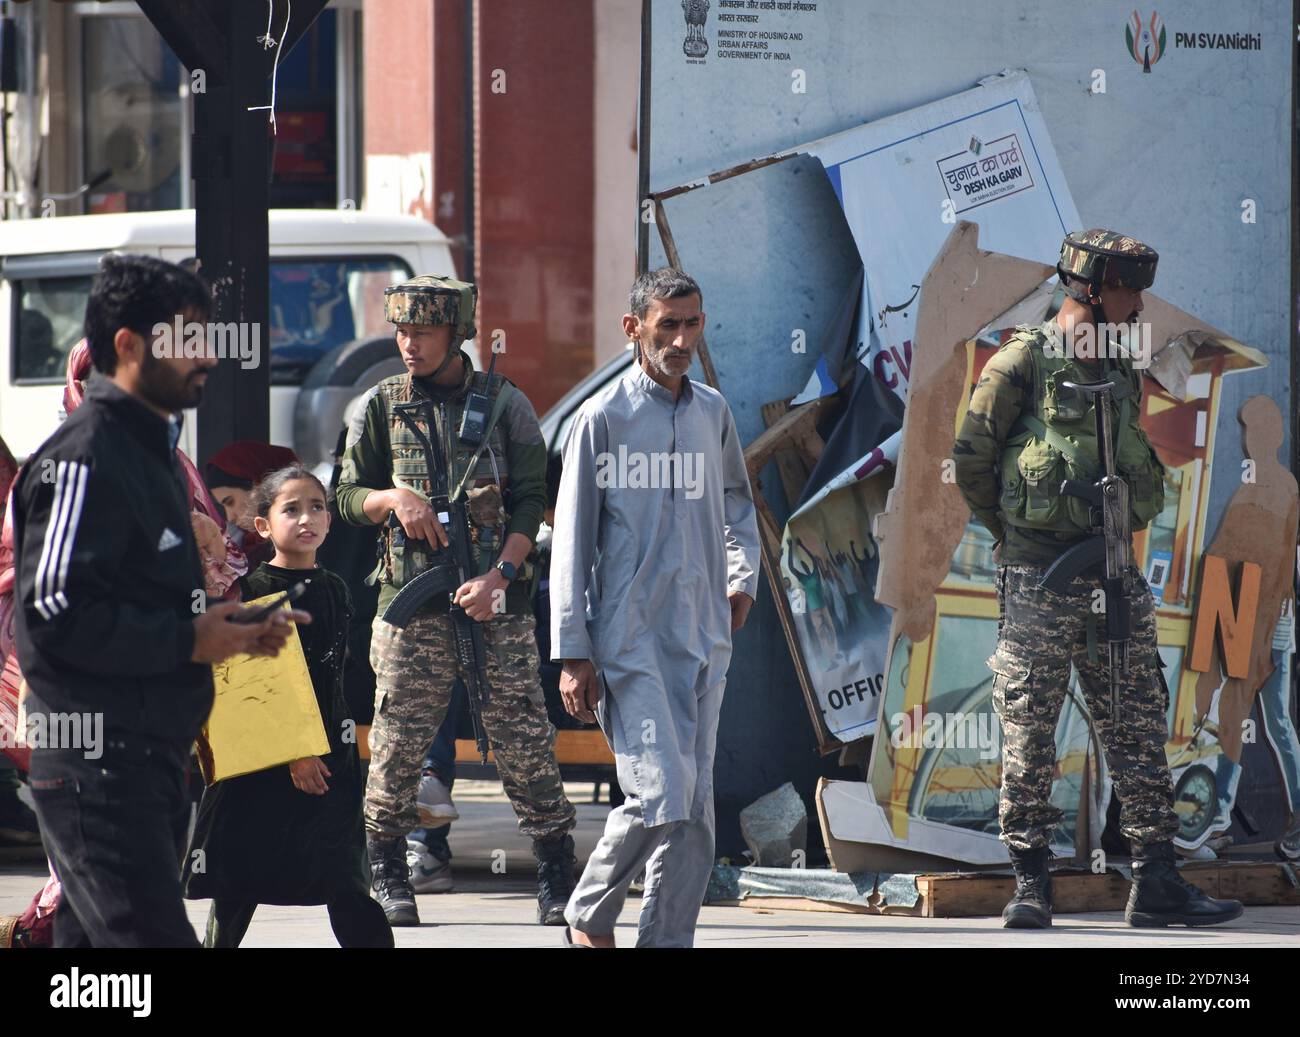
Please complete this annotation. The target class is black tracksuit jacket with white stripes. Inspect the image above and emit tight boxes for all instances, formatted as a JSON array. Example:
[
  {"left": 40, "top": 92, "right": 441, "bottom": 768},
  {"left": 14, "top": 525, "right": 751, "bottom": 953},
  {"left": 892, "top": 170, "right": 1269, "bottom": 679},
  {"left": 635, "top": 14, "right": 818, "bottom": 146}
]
[{"left": 13, "top": 376, "right": 213, "bottom": 747}]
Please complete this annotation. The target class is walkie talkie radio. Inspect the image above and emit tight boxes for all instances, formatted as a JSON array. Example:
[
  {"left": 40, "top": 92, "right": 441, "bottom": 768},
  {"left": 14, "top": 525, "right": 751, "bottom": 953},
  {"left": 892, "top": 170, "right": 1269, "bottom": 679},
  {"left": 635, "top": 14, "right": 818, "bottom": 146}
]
[{"left": 457, "top": 349, "right": 498, "bottom": 446}]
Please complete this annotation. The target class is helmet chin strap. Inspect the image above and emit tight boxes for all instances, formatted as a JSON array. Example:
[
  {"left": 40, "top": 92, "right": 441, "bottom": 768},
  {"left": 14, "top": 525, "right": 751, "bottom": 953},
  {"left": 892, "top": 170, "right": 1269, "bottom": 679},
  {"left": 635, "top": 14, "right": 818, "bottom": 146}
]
[
  {"left": 1086, "top": 289, "right": 1110, "bottom": 339},
  {"left": 1061, "top": 276, "right": 1111, "bottom": 358},
  {"left": 428, "top": 336, "right": 464, "bottom": 381}
]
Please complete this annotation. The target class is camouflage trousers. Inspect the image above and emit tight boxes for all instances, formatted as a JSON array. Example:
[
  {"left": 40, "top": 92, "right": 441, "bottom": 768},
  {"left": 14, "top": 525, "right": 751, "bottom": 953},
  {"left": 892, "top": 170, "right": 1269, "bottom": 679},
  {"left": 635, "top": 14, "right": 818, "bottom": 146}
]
[
  {"left": 991, "top": 564, "right": 1179, "bottom": 852},
  {"left": 366, "top": 611, "right": 576, "bottom": 842}
]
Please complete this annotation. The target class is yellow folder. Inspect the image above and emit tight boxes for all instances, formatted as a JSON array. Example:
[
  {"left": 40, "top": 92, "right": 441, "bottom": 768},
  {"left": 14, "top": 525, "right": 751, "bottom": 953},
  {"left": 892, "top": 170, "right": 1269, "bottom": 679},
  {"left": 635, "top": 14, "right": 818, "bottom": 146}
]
[{"left": 196, "top": 594, "right": 330, "bottom": 785}]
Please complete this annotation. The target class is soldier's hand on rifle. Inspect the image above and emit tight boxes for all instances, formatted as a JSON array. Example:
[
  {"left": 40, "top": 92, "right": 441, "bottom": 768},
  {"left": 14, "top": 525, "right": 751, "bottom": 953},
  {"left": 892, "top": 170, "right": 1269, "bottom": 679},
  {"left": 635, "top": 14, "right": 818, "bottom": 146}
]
[
  {"left": 389, "top": 487, "right": 449, "bottom": 547},
  {"left": 454, "top": 571, "right": 507, "bottom": 622},
  {"left": 560, "top": 659, "right": 601, "bottom": 724}
]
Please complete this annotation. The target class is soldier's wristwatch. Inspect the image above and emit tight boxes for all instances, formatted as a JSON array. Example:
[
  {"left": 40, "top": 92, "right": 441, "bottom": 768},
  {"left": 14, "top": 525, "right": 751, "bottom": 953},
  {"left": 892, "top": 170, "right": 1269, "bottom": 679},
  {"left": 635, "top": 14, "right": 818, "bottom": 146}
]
[{"left": 495, "top": 560, "right": 517, "bottom": 582}]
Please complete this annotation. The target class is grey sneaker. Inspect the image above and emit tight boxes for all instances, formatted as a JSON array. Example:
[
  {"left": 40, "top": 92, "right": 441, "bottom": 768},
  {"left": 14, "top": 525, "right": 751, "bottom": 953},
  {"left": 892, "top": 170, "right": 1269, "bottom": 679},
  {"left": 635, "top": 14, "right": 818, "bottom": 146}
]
[
  {"left": 407, "top": 838, "right": 454, "bottom": 894},
  {"left": 416, "top": 772, "right": 459, "bottom": 829},
  {"left": 1275, "top": 810, "right": 1300, "bottom": 862}
]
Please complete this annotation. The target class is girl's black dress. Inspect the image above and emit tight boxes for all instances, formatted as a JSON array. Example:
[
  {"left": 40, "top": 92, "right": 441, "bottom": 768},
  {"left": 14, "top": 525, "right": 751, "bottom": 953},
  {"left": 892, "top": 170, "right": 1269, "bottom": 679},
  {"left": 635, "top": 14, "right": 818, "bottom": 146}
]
[{"left": 184, "top": 563, "right": 368, "bottom": 905}]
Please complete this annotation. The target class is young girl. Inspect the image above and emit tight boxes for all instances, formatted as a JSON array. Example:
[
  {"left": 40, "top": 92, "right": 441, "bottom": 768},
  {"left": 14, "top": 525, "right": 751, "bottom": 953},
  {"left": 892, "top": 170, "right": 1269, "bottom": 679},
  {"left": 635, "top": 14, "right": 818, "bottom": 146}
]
[{"left": 184, "top": 465, "right": 392, "bottom": 948}]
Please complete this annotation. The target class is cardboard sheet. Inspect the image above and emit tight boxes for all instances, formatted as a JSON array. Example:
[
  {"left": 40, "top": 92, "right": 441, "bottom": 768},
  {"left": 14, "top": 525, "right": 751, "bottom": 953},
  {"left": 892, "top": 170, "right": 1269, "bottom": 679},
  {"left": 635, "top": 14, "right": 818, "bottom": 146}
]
[{"left": 198, "top": 595, "right": 328, "bottom": 784}]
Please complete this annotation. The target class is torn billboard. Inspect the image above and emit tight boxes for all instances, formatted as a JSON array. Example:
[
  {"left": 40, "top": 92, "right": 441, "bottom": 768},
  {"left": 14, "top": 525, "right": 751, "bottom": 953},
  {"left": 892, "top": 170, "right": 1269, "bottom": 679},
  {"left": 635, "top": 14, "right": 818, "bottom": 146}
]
[
  {"left": 792, "top": 70, "right": 1079, "bottom": 404},
  {"left": 765, "top": 71, "right": 1080, "bottom": 744},
  {"left": 644, "top": 0, "right": 1295, "bottom": 863}
]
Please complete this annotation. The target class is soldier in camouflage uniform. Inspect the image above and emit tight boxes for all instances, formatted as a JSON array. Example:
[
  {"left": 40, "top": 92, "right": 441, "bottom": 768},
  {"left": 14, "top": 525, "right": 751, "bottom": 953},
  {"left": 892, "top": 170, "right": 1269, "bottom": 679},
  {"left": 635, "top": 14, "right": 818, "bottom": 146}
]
[
  {"left": 337, "top": 275, "right": 577, "bottom": 927},
  {"left": 953, "top": 229, "right": 1242, "bottom": 929}
]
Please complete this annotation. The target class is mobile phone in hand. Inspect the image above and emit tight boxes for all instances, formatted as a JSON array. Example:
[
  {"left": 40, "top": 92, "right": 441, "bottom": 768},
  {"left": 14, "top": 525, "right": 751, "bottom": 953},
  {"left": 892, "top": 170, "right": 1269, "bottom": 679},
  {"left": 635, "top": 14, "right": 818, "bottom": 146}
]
[{"left": 229, "top": 581, "right": 308, "bottom": 624}]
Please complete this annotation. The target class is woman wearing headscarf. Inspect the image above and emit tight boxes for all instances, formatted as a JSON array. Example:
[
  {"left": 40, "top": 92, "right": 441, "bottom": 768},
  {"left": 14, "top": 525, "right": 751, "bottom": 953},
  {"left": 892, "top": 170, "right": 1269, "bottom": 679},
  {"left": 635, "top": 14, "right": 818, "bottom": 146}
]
[{"left": 205, "top": 441, "right": 301, "bottom": 568}]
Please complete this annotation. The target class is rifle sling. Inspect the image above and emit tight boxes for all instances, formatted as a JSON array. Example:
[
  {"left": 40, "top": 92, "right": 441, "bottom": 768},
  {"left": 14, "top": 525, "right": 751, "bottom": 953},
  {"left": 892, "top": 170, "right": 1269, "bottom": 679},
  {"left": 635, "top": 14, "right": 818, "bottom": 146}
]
[{"left": 1012, "top": 393, "right": 1130, "bottom": 480}]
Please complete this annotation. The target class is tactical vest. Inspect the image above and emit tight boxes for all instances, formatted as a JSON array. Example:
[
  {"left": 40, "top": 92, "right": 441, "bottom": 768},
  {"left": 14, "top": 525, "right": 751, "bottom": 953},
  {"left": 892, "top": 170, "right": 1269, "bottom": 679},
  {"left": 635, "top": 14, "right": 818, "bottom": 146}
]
[
  {"left": 376, "top": 370, "right": 518, "bottom": 589},
  {"left": 998, "top": 325, "right": 1166, "bottom": 535}
]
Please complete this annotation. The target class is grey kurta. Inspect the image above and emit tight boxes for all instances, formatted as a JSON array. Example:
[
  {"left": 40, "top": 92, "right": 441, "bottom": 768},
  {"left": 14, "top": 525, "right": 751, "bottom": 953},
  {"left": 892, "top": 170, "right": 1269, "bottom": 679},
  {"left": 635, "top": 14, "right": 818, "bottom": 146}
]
[{"left": 550, "top": 365, "right": 760, "bottom": 827}]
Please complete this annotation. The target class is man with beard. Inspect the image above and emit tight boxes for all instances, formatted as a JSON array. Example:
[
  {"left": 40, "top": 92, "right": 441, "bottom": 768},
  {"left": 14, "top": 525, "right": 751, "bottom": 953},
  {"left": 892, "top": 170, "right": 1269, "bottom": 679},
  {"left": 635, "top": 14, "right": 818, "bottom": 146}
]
[
  {"left": 13, "top": 254, "right": 306, "bottom": 947},
  {"left": 551, "top": 268, "right": 760, "bottom": 947}
]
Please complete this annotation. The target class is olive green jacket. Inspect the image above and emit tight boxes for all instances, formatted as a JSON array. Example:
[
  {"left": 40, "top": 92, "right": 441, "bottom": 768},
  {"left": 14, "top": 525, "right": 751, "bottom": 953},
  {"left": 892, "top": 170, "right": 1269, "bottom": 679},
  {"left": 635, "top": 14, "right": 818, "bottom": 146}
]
[{"left": 336, "top": 353, "right": 547, "bottom": 615}]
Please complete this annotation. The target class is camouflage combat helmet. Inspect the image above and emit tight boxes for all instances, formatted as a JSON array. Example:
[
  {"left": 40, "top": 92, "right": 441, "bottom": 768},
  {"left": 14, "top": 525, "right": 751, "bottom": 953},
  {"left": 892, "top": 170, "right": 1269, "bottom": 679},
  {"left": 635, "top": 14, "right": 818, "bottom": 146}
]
[
  {"left": 384, "top": 274, "right": 478, "bottom": 342},
  {"left": 1057, "top": 229, "right": 1159, "bottom": 301}
]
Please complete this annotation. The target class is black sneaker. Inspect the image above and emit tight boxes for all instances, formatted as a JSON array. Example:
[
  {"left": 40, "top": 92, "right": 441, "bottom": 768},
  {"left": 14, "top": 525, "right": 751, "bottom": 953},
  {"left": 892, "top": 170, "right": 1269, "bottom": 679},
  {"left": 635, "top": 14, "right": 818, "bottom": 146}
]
[
  {"left": 368, "top": 835, "right": 420, "bottom": 927},
  {"left": 533, "top": 833, "right": 577, "bottom": 927}
]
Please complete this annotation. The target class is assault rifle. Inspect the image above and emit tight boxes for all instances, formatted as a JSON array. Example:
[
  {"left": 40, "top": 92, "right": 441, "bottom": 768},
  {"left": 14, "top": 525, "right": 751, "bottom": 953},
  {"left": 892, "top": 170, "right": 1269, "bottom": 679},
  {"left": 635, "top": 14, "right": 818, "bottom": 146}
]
[
  {"left": 1037, "top": 379, "right": 1132, "bottom": 720},
  {"left": 380, "top": 399, "right": 492, "bottom": 763}
]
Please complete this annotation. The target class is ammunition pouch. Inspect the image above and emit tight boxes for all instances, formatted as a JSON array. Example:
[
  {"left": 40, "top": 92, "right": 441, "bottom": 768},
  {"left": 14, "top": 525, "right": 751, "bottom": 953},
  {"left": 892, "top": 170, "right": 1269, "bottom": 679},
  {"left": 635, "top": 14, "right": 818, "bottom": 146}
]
[{"left": 998, "top": 328, "right": 1165, "bottom": 536}]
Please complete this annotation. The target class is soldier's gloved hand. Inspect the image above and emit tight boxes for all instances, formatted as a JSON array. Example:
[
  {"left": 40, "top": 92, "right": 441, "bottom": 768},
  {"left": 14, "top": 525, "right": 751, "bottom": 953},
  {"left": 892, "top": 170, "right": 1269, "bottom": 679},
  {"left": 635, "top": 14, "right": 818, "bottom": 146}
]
[
  {"left": 389, "top": 487, "right": 449, "bottom": 547},
  {"left": 453, "top": 571, "right": 508, "bottom": 622}
]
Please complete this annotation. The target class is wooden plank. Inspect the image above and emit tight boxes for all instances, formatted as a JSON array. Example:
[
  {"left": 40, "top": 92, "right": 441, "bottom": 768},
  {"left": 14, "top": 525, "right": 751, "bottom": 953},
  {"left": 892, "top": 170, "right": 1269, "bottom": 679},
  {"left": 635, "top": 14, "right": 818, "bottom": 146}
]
[
  {"left": 743, "top": 398, "right": 829, "bottom": 478},
  {"left": 761, "top": 400, "right": 813, "bottom": 509},
  {"left": 652, "top": 200, "right": 720, "bottom": 389},
  {"left": 916, "top": 861, "right": 1300, "bottom": 918},
  {"left": 754, "top": 492, "right": 840, "bottom": 754},
  {"left": 710, "top": 897, "right": 875, "bottom": 915},
  {"left": 707, "top": 861, "right": 1300, "bottom": 918},
  {"left": 454, "top": 729, "right": 615, "bottom": 766},
  {"left": 1215, "top": 860, "right": 1300, "bottom": 905}
]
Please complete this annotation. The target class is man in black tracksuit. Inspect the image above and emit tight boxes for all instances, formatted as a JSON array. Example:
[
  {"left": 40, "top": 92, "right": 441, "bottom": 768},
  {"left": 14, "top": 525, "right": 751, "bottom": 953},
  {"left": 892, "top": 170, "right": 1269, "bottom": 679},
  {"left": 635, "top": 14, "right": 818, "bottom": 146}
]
[{"left": 13, "top": 255, "right": 305, "bottom": 947}]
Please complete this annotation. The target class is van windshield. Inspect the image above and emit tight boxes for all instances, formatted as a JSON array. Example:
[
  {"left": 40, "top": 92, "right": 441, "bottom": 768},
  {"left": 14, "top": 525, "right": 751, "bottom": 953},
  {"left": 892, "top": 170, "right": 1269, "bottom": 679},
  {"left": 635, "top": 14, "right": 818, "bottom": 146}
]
[
  {"left": 11, "top": 255, "right": 412, "bottom": 385},
  {"left": 267, "top": 257, "right": 411, "bottom": 383}
]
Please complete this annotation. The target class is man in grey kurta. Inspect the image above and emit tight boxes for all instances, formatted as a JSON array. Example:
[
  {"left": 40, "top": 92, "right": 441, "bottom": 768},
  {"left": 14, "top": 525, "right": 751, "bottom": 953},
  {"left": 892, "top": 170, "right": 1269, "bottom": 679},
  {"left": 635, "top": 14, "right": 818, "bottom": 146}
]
[{"left": 550, "top": 268, "right": 761, "bottom": 947}]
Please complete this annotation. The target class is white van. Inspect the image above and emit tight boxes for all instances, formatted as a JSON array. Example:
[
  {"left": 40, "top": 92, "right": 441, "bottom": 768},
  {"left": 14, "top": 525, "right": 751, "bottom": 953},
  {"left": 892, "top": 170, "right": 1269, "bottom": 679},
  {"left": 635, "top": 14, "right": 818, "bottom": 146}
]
[{"left": 0, "top": 209, "right": 467, "bottom": 472}]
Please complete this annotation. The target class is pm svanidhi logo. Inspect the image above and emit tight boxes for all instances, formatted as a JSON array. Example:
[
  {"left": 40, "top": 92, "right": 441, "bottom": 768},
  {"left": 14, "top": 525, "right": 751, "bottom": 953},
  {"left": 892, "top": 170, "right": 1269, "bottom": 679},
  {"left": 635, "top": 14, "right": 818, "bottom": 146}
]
[
  {"left": 1126, "top": 10, "right": 1167, "bottom": 73},
  {"left": 683, "top": 0, "right": 709, "bottom": 59}
]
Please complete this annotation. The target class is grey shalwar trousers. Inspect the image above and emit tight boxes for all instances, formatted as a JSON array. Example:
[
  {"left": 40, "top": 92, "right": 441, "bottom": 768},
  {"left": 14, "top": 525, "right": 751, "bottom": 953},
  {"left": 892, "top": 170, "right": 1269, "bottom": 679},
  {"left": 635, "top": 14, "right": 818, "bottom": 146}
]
[
  {"left": 564, "top": 673, "right": 723, "bottom": 948},
  {"left": 564, "top": 794, "right": 716, "bottom": 947}
]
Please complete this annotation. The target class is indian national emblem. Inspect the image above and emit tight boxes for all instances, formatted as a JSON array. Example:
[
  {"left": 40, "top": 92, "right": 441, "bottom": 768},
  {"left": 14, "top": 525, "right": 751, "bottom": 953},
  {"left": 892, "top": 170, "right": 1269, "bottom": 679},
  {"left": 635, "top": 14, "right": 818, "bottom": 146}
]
[{"left": 683, "top": 0, "right": 710, "bottom": 59}]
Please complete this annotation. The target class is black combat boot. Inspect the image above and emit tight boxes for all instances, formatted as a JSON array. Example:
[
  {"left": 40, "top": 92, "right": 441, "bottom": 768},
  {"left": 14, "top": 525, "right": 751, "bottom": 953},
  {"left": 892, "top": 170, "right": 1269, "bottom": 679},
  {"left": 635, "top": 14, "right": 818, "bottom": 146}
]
[
  {"left": 1125, "top": 841, "right": 1243, "bottom": 928},
  {"left": 1002, "top": 846, "right": 1053, "bottom": 929},
  {"left": 533, "top": 833, "right": 577, "bottom": 926},
  {"left": 368, "top": 835, "right": 420, "bottom": 927}
]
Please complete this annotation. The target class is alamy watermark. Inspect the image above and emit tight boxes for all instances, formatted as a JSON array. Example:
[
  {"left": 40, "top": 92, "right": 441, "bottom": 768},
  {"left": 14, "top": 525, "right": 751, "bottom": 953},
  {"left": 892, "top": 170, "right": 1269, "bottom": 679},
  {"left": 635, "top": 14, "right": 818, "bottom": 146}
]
[
  {"left": 594, "top": 445, "right": 706, "bottom": 500},
  {"left": 889, "top": 706, "right": 999, "bottom": 761},
  {"left": 151, "top": 317, "right": 261, "bottom": 370},
  {"left": 1042, "top": 320, "right": 1152, "bottom": 369},
  {"left": 1, "top": 710, "right": 103, "bottom": 759},
  {"left": 50, "top": 968, "right": 151, "bottom": 1017}
]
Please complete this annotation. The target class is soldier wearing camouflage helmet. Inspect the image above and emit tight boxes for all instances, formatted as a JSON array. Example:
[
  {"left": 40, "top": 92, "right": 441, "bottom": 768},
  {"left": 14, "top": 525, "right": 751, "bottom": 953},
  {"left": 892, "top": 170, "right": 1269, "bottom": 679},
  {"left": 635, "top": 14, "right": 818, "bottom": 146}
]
[
  {"left": 336, "top": 275, "right": 576, "bottom": 927},
  {"left": 952, "top": 230, "right": 1242, "bottom": 930}
]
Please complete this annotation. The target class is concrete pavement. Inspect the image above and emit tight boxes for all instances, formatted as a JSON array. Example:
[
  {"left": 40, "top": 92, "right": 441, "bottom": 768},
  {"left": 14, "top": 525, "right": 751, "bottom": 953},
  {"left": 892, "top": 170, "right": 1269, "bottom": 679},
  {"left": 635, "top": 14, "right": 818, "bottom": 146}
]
[{"left": 3, "top": 782, "right": 1298, "bottom": 947}]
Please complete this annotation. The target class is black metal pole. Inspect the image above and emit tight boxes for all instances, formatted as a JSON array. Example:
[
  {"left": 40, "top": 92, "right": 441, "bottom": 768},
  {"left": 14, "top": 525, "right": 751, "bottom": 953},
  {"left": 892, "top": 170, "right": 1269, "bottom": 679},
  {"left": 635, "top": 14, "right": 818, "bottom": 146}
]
[
  {"left": 190, "top": 0, "right": 270, "bottom": 466},
  {"left": 138, "top": 0, "right": 329, "bottom": 465}
]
